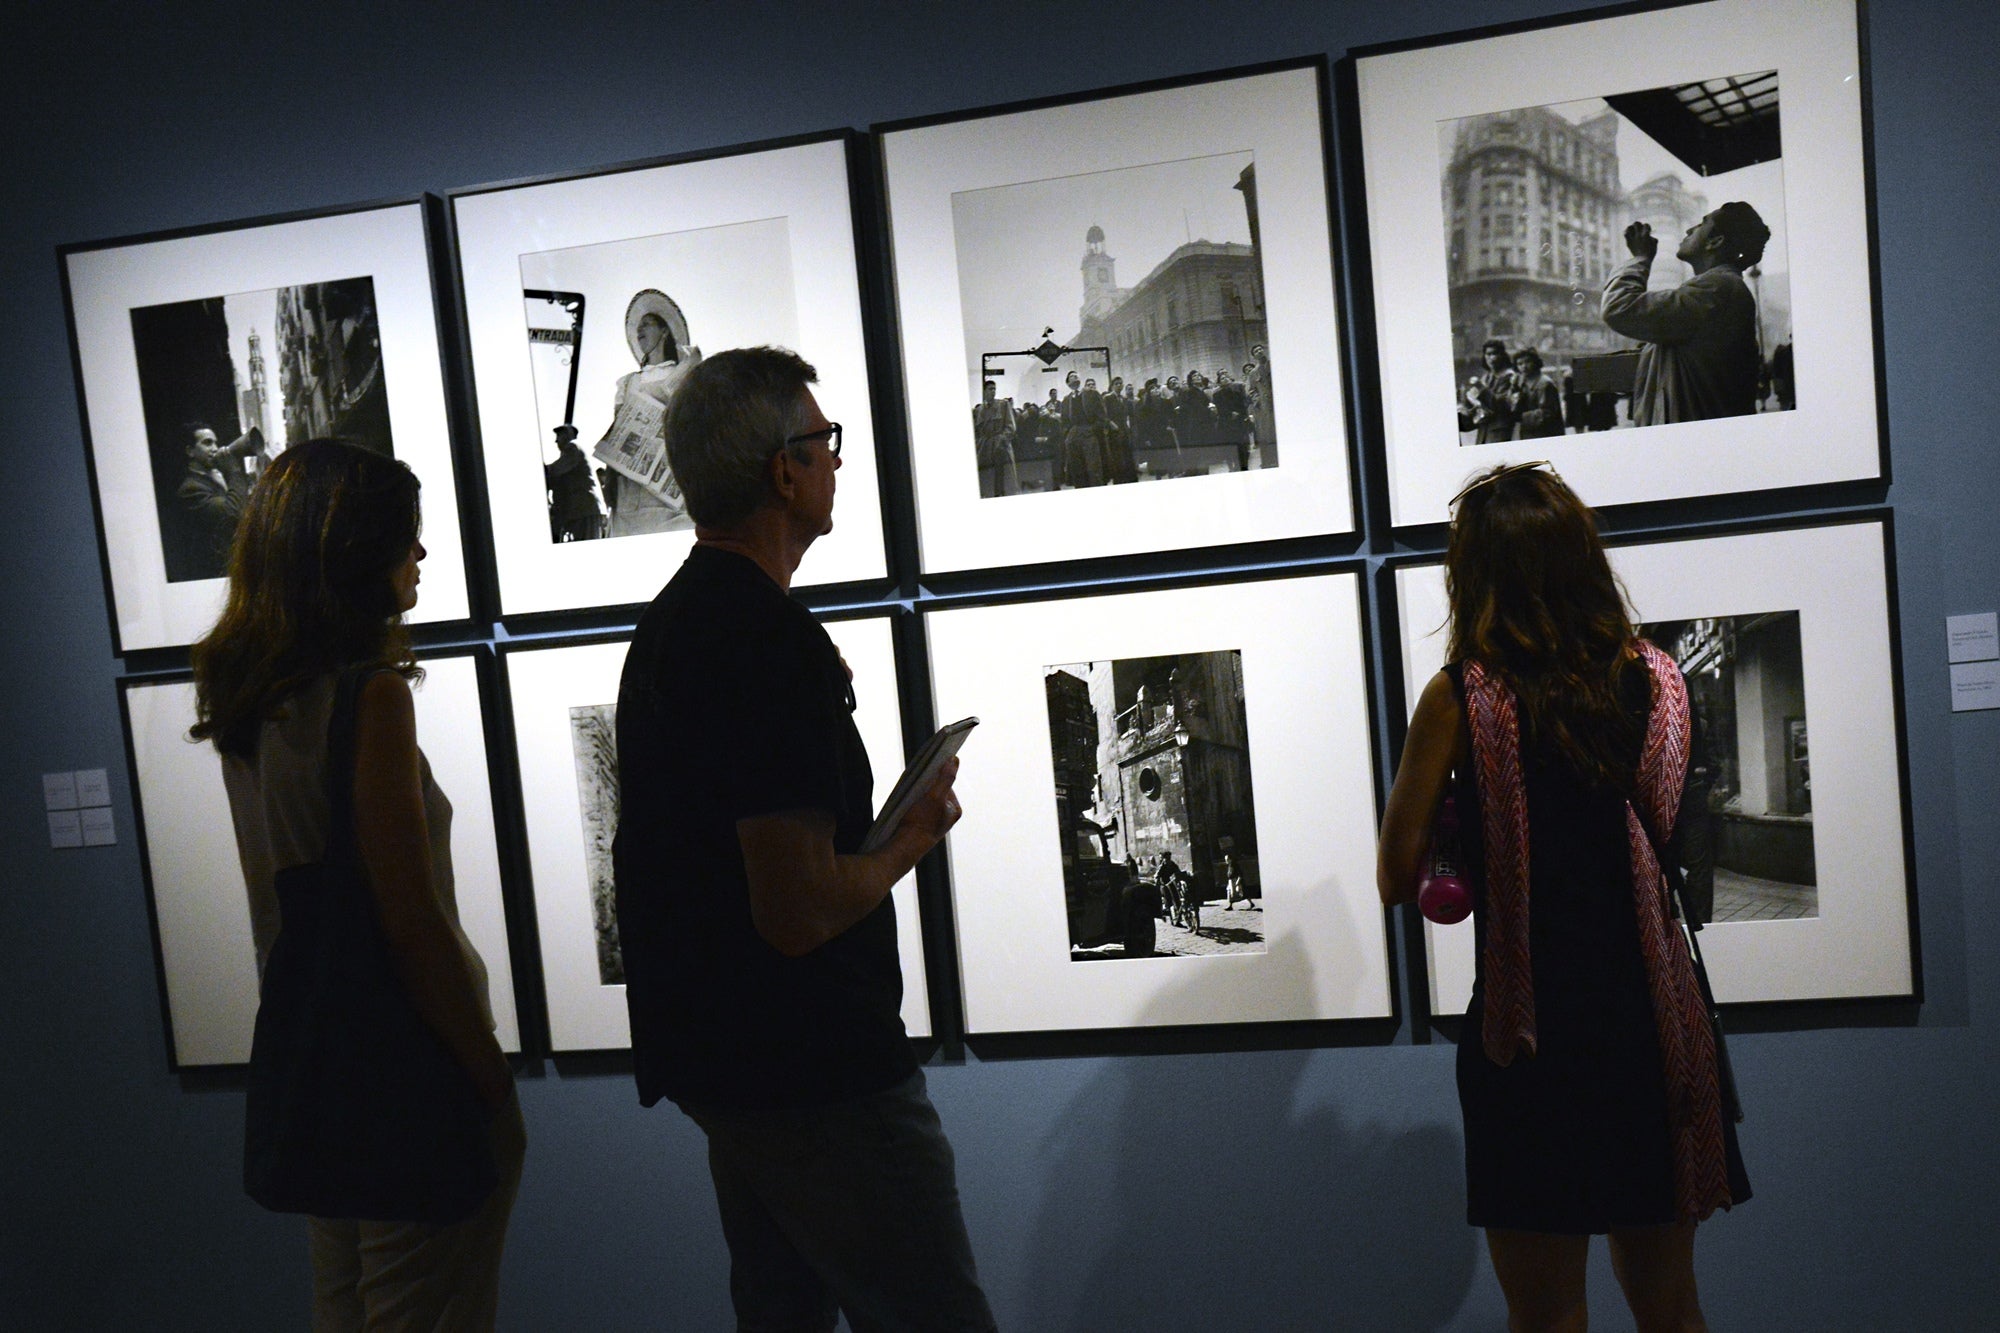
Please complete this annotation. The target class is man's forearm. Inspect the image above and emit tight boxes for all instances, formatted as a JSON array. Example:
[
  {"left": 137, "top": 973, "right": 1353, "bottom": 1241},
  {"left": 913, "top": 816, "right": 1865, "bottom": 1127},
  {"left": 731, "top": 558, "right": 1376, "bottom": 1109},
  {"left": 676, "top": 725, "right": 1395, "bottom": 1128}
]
[{"left": 739, "top": 811, "right": 930, "bottom": 957}]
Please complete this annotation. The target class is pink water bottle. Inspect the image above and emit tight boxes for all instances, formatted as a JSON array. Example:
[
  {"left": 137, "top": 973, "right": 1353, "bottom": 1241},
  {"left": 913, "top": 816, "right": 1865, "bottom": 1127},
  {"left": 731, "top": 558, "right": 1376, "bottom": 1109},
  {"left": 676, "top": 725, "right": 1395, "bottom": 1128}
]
[{"left": 1418, "top": 794, "right": 1473, "bottom": 925}]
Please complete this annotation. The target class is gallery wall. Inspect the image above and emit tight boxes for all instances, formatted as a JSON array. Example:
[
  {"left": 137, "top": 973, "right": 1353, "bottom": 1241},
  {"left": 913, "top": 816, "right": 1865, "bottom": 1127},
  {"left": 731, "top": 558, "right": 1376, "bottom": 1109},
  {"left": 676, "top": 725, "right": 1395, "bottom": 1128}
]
[{"left": 2, "top": 1, "right": 1995, "bottom": 1327}]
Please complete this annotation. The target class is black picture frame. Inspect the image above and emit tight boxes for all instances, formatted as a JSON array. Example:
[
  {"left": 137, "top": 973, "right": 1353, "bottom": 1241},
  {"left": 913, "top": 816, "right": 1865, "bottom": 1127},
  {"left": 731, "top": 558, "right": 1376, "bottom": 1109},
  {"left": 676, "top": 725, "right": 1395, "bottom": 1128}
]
[
  {"left": 873, "top": 58, "right": 1360, "bottom": 577},
  {"left": 60, "top": 196, "right": 477, "bottom": 652},
  {"left": 494, "top": 611, "right": 938, "bottom": 1051},
  {"left": 919, "top": 562, "right": 1393, "bottom": 1038},
  {"left": 445, "top": 130, "right": 894, "bottom": 619},
  {"left": 1348, "top": 0, "right": 1888, "bottom": 527},
  {"left": 1385, "top": 509, "right": 1917, "bottom": 1015},
  {"left": 116, "top": 646, "right": 525, "bottom": 1069}
]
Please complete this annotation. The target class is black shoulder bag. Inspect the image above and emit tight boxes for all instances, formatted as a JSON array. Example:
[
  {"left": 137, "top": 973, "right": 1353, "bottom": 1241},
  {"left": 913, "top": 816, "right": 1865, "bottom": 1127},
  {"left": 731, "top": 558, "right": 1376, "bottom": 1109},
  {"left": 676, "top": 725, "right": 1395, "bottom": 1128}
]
[
  {"left": 243, "top": 669, "right": 499, "bottom": 1223},
  {"left": 1632, "top": 800, "right": 1745, "bottom": 1124}
]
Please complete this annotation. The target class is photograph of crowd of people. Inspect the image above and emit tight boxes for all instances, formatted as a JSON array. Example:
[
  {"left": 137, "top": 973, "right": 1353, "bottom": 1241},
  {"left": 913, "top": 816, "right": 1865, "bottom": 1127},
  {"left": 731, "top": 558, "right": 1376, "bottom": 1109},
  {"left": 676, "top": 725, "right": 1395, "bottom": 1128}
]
[
  {"left": 130, "top": 275, "right": 393, "bottom": 582},
  {"left": 1641, "top": 609, "right": 1816, "bottom": 922},
  {"left": 952, "top": 152, "right": 1277, "bottom": 498},
  {"left": 518, "top": 217, "right": 800, "bottom": 542},
  {"left": 1043, "top": 650, "right": 1265, "bottom": 961},
  {"left": 567, "top": 701, "right": 625, "bottom": 986},
  {"left": 1439, "top": 70, "right": 1792, "bottom": 443}
]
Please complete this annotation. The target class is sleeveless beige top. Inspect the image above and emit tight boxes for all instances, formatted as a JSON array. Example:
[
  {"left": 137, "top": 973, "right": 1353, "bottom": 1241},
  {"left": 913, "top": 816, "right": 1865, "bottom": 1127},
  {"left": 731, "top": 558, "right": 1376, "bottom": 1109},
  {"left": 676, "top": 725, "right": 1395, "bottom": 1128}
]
[{"left": 220, "top": 673, "right": 494, "bottom": 1029}]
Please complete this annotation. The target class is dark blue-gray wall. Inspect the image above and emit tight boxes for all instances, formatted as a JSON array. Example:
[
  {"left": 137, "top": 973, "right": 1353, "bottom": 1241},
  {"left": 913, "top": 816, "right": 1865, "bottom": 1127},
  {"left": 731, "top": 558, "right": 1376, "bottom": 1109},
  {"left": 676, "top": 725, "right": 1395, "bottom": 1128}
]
[{"left": 4, "top": 2, "right": 1994, "bottom": 1327}]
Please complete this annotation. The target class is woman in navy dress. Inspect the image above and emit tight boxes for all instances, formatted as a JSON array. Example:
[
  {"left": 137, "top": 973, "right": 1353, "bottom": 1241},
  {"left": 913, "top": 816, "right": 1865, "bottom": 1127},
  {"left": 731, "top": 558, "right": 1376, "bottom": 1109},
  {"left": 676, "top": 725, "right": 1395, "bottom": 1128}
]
[{"left": 1378, "top": 462, "right": 1748, "bottom": 1331}]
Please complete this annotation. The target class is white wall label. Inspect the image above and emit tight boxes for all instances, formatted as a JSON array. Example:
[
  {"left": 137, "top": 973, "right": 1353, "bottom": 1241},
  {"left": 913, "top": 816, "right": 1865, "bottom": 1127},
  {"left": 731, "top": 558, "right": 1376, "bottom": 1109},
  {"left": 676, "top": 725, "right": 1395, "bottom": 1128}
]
[
  {"left": 1947, "top": 612, "right": 1998, "bottom": 664},
  {"left": 42, "top": 771, "right": 79, "bottom": 811},
  {"left": 1951, "top": 660, "right": 2000, "bottom": 713},
  {"left": 79, "top": 807, "right": 117, "bottom": 846},
  {"left": 48, "top": 810, "right": 83, "bottom": 848},
  {"left": 74, "top": 768, "right": 112, "bottom": 808}
]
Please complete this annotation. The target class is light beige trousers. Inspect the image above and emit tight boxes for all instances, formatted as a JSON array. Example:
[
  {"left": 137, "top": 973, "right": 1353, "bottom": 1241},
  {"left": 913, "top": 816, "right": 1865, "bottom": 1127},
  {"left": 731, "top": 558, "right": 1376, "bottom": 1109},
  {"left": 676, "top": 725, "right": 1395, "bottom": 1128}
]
[{"left": 306, "top": 1093, "right": 526, "bottom": 1332}]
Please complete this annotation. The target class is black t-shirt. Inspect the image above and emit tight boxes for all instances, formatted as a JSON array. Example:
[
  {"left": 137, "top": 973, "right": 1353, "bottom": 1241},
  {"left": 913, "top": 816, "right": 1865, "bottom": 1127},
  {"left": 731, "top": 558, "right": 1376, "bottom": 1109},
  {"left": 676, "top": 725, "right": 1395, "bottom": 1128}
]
[{"left": 613, "top": 546, "right": 914, "bottom": 1109}]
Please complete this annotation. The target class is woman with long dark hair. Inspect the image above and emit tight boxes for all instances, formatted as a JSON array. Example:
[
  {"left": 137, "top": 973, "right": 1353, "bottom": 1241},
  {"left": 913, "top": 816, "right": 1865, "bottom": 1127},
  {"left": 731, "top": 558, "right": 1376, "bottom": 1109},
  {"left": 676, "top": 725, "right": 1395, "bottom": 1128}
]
[
  {"left": 1378, "top": 462, "right": 1747, "bottom": 1331},
  {"left": 192, "top": 439, "right": 521, "bottom": 1329}
]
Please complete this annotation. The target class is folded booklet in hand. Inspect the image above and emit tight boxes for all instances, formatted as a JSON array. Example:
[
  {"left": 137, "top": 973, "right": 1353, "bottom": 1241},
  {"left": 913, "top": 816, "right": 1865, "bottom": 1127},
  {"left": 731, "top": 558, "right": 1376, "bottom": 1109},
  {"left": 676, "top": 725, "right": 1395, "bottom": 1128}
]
[{"left": 859, "top": 717, "right": 978, "bottom": 853}]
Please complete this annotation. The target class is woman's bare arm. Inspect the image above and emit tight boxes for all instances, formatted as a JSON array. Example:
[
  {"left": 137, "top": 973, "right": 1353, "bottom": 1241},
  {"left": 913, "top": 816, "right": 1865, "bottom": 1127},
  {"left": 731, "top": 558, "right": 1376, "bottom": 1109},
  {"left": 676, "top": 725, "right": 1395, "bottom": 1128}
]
[
  {"left": 1378, "top": 670, "right": 1470, "bottom": 906},
  {"left": 351, "top": 672, "right": 512, "bottom": 1107}
]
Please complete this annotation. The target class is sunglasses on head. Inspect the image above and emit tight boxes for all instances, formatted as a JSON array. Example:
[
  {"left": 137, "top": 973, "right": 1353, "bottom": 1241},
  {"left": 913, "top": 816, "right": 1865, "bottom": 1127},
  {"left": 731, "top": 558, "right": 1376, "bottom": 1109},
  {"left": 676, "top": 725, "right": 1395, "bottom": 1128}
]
[{"left": 1448, "top": 459, "right": 1555, "bottom": 510}]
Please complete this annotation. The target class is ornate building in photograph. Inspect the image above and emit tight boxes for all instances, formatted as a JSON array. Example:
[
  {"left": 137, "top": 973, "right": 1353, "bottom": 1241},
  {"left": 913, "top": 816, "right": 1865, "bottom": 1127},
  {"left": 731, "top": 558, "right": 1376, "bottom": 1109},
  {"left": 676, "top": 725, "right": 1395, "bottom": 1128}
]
[
  {"left": 234, "top": 328, "right": 273, "bottom": 445},
  {"left": 1069, "top": 164, "right": 1268, "bottom": 389},
  {"left": 276, "top": 277, "right": 392, "bottom": 454},
  {"left": 1443, "top": 106, "right": 1634, "bottom": 383},
  {"left": 1082, "top": 652, "right": 1257, "bottom": 890}
]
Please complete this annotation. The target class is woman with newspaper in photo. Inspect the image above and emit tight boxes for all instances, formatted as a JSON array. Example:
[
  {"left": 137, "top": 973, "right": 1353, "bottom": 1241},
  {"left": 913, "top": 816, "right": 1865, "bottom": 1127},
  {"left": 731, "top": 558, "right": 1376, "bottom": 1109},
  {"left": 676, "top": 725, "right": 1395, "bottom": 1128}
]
[{"left": 597, "top": 288, "right": 703, "bottom": 537}]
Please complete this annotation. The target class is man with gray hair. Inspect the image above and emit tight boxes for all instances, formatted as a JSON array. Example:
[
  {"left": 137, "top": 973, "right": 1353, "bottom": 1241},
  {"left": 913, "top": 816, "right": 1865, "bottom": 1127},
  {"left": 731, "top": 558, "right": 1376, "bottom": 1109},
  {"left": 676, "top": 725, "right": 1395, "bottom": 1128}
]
[{"left": 613, "top": 346, "right": 995, "bottom": 1331}]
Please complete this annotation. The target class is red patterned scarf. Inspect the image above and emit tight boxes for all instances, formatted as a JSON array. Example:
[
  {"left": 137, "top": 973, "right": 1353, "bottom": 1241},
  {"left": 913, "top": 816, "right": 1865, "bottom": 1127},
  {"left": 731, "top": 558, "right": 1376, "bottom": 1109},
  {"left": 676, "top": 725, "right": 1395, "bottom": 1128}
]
[{"left": 1463, "top": 644, "right": 1732, "bottom": 1222}]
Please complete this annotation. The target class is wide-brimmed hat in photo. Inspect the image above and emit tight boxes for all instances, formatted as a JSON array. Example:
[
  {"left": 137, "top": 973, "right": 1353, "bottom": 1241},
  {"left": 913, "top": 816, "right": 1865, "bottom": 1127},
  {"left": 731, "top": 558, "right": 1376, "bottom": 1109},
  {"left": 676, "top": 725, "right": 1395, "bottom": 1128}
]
[{"left": 623, "top": 288, "right": 691, "bottom": 364}]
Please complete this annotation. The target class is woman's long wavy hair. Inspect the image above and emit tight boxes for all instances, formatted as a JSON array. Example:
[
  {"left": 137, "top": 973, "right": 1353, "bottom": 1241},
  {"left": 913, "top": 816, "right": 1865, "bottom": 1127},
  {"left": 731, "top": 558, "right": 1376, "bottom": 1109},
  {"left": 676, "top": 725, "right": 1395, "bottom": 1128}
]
[
  {"left": 190, "top": 439, "right": 420, "bottom": 758},
  {"left": 1445, "top": 464, "right": 1642, "bottom": 788}
]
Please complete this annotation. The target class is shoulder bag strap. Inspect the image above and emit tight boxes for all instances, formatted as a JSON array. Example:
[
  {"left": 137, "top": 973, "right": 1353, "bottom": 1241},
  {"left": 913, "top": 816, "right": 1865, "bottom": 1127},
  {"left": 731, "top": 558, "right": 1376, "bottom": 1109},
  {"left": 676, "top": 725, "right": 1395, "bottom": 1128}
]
[
  {"left": 1630, "top": 793, "right": 1744, "bottom": 1124},
  {"left": 322, "top": 668, "right": 374, "bottom": 870}
]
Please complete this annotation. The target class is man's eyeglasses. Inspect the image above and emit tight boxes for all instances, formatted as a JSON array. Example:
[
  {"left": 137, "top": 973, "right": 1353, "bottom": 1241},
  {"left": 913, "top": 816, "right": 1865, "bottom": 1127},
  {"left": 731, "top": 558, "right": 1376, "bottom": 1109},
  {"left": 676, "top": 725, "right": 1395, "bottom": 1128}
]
[{"left": 784, "top": 422, "right": 842, "bottom": 461}]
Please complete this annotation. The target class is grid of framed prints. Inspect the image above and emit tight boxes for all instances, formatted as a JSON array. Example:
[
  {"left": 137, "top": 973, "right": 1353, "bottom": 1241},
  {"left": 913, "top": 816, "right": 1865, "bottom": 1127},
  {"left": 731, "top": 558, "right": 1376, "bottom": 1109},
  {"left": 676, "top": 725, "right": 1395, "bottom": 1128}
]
[
  {"left": 924, "top": 573, "right": 1389, "bottom": 1035},
  {"left": 877, "top": 61, "right": 1355, "bottom": 575},
  {"left": 500, "top": 614, "right": 932, "bottom": 1050},
  {"left": 79, "top": 0, "right": 1917, "bottom": 1061},
  {"left": 1354, "top": 0, "right": 1882, "bottom": 526},
  {"left": 119, "top": 650, "right": 521, "bottom": 1067},
  {"left": 450, "top": 132, "right": 888, "bottom": 615},
  {"left": 61, "top": 199, "right": 474, "bottom": 651},
  {"left": 1391, "top": 516, "right": 1914, "bottom": 1014}
]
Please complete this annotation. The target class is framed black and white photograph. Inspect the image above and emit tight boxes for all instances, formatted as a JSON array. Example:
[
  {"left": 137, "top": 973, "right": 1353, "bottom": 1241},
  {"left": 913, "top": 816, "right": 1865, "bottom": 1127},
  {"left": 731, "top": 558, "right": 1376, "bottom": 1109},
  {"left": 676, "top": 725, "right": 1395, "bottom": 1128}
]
[
  {"left": 1391, "top": 516, "right": 1912, "bottom": 1014},
  {"left": 119, "top": 651, "right": 520, "bottom": 1068},
  {"left": 451, "top": 133, "right": 888, "bottom": 616},
  {"left": 1043, "top": 651, "right": 1268, "bottom": 961},
  {"left": 879, "top": 61, "right": 1354, "bottom": 575},
  {"left": 1354, "top": 0, "right": 1881, "bottom": 526},
  {"left": 501, "top": 616, "right": 931, "bottom": 1051},
  {"left": 62, "top": 200, "right": 473, "bottom": 651},
  {"left": 926, "top": 573, "right": 1388, "bottom": 1035}
]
